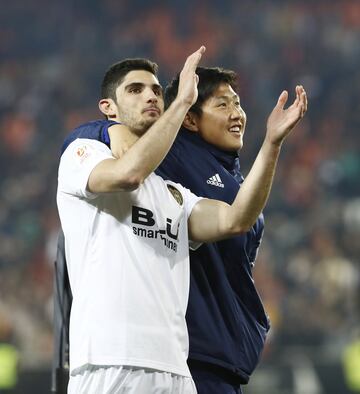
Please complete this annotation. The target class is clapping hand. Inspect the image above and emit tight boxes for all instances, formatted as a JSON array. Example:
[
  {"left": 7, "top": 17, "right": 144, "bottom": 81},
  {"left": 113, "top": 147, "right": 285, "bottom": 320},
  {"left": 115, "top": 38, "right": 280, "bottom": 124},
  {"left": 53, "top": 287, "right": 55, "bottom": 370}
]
[
  {"left": 177, "top": 46, "right": 206, "bottom": 108},
  {"left": 266, "top": 85, "right": 308, "bottom": 146}
]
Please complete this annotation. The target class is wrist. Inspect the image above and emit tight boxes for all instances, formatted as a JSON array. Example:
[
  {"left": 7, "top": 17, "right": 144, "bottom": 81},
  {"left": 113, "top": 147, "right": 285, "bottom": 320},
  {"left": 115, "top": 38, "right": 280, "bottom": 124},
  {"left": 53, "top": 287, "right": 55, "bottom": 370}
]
[
  {"left": 264, "top": 131, "right": 284, "bottom": 148},
  {"left": 263, "top": 136, "right": 283, "bottom": 153},
  {"left": 172, "top": 96, "right": 193, "bottom": 112}
]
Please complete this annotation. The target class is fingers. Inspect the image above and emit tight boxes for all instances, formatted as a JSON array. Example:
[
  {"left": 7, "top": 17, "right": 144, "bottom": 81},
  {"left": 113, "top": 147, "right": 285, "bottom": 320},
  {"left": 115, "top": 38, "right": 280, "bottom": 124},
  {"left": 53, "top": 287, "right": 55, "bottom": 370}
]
[
  {"left": 286, "top": 85, "right": 307, "bottom": 117},
  {"left": 296, "top": 85, "right": 307, "bottom": 117},
  {"left": 182, "top": 46, "right": 206, "bottom": 73},
  {"left": 294, "top": 85, "right": 301, "bottom": 106},
  {"left": 301, "top": 87, "right": 308, "bottom": 116},
  {"left": 191, "top": 45, "right": 206, "bottom": 62},
  {"left": 290, "top": 85, "right": 303, "bottom": 107},
  {"left": 177, "top": 46, "right": 206, "bottom": 106},
  {"left": 197, "top": 45, "right": 206, "bottom": 55},
  {"left": 277, "top": 90, "right": 288, "bottom": 109}
]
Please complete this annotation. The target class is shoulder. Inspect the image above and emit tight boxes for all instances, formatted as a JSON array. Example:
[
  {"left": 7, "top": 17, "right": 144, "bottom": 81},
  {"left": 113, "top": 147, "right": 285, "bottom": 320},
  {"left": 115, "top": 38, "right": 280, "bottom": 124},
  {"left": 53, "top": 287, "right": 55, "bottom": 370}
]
[
  {"left": 60, "top": 138, "right": 112, "bottom": 166},
  {"left": 61, "top": 120, "right": 120, "bottom": 154}
]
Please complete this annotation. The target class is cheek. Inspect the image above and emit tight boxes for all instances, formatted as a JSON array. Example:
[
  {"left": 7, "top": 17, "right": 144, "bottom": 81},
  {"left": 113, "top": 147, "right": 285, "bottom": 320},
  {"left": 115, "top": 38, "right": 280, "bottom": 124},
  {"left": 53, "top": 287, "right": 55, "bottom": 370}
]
[
  {"left": 200, "top": 124, "right": 224, "bottom": 144},
  {"left": 199, "top": 115, "right": 219, "bottom": 131},
  {"left": 158, "top": 101, "right": 165, "bottom": 113},
  {"left": 203, "top": 115, "right": 223, "bottom": 131}
]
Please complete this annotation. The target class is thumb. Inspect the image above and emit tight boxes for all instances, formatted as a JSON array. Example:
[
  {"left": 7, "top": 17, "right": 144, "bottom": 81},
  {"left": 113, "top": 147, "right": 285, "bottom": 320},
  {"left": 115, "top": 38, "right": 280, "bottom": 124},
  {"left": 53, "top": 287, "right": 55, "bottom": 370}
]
[{"left": 277, "top": 90, "right": 288, "bottom": 109}]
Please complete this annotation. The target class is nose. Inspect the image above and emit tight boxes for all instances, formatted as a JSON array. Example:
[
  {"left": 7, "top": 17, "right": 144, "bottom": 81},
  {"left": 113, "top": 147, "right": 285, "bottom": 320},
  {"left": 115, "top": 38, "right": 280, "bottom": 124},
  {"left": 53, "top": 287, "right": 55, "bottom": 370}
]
[
  {"left": 145, "top": 87, "right": 158, "bottom": 103},
  {"left": 230, "top": 104, "right": 245, "bottom": 122}
]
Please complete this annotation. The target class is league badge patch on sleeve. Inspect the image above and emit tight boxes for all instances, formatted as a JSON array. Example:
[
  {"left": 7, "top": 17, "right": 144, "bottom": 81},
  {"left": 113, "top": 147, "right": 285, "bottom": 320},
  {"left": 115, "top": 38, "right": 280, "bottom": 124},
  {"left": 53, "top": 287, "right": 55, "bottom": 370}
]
[
  {"left": 167, "top": 184, "right": 183, "bottom": 206},
  {"left": 75, "top": 145, "right": 91, "bottom": 164}
]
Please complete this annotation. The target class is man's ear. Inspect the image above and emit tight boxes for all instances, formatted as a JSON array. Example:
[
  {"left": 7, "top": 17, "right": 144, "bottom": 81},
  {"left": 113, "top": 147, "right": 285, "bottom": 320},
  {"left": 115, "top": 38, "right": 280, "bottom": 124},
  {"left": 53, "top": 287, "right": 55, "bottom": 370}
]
[
  {"left": 98, "top": 98, "right": 117, "bottom": 118},
  {"left": 183, "top": 112, "right": 199, "bottom": 133}
]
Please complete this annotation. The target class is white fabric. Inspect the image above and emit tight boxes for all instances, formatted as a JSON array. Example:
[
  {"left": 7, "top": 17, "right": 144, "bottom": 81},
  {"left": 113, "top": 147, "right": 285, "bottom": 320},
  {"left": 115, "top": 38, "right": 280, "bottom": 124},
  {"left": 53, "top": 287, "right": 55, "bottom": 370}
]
[
  {"left": 57, "top": 139, "right": 202, "bottom": 378},
  {"left": 67, "top": 365, "right": 197, "bottom": 394}
]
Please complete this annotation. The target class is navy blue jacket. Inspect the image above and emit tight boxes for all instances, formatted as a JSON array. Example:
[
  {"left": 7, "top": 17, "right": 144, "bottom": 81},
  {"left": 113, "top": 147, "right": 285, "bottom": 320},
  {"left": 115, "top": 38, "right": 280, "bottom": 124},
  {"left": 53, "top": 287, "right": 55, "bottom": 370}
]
[
  {"left": 59, "top": 120, "right": 270, "bottom": 384},
  {"left": 157, "top": 128, "right": 270, "bottom": 384}
]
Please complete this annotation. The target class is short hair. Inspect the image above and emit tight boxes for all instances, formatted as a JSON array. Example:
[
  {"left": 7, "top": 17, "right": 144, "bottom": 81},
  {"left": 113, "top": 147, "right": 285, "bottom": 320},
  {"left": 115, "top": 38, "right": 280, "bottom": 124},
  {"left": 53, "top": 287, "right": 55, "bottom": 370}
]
[
  {"left": 164, "top": 66, "right": 238, "bottom": 115},
  {"left": 101, "top": 58, "right": 159, "bottom": 100}
]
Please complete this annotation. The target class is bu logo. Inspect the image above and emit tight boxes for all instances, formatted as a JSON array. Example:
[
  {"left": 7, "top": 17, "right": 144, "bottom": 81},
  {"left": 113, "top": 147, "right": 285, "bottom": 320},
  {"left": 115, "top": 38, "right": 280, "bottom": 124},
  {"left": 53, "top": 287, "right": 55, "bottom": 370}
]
[{"left": 132, "top": 206, "right": 179, "bottom": 240}]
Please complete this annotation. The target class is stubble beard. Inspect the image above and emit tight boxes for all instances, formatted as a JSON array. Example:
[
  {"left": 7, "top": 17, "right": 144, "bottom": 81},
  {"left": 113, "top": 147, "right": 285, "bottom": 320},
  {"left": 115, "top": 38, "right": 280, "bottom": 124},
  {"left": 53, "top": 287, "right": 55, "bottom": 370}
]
[
  {"left": 132, "top": 118, "right": 157, "bottom": 136},
  {"left": 117, "top": 109, "right": 156, "bottom": 136}
]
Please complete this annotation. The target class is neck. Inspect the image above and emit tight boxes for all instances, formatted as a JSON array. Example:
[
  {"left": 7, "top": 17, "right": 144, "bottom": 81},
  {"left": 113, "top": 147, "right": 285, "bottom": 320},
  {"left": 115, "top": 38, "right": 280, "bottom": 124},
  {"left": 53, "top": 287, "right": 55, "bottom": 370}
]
[{"left": 108, "top": 124, "right": 141, "bottom": 159}]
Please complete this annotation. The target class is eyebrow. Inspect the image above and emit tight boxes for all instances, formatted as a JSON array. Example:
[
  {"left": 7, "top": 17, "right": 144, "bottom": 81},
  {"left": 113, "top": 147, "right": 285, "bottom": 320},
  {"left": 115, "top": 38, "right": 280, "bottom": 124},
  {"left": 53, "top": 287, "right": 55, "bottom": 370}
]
[
  {"left": 124, "top": 82, "right": 163, "bottom": 91},
  {"left": 215, "top": 94, "right": 240, "bottom": 101}
]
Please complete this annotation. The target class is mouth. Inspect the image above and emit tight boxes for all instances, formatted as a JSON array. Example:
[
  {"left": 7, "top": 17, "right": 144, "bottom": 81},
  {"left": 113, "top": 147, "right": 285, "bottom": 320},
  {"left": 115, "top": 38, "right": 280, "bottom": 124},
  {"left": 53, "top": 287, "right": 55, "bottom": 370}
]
[
  {"left": 142, "top": 107, "right": 161, "bottom": 115},
  {"left": 228, "top": 124, "right": 243, "bottom": 136}
]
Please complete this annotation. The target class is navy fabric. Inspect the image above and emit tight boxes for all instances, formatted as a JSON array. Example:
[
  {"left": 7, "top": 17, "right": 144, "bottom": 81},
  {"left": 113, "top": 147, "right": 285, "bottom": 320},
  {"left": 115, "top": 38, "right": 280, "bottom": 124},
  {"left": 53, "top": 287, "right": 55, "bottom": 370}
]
[
  {"left": 60, "top": 120, "right": 270, "bottom": 384},
  {"left": 60, "top": 120, "right": 120, "bottom": 155},
  {"left": 189, "top": 360, "right": 243, "bottom": 394},
  {"left": 156, "top": 128, "right": 270, "bottom": 384}
]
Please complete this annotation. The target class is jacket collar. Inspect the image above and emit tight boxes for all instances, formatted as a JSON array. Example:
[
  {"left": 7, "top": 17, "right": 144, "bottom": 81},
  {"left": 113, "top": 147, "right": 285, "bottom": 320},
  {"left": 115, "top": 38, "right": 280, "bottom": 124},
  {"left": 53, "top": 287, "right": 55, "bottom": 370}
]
[{"left": 179, "top": 127, "right": 240, "bottom": 172}]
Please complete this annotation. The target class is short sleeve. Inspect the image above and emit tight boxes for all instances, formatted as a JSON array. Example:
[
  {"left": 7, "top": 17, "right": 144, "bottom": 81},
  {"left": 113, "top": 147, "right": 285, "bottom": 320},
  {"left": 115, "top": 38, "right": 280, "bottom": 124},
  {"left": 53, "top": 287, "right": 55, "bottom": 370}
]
[
  {"left": 172, "top": 182, "right": 203, "bottom": 220},
  {"left": 58, "top": 139, "right": 114, "bottom": 199},
  {"left": 167, "top": 181, "right": 203, "bottom": 250}
]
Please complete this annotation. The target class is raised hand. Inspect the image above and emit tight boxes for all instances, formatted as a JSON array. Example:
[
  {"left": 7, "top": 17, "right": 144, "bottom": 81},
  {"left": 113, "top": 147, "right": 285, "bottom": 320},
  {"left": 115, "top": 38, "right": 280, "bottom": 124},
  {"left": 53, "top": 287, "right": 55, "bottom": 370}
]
[
  {"left": 176, "top": 46, "right": 206, "bottom": 107},
  {"left": 266, "top": 85, "right": 308, "bottom": 146}
]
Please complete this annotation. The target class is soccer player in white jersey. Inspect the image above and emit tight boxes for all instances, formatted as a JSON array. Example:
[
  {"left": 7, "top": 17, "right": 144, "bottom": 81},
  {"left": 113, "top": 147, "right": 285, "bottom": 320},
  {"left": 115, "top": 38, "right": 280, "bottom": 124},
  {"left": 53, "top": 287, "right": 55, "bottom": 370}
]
[{"left": 57, "top": 46, "right": 307, "bottom": 394}]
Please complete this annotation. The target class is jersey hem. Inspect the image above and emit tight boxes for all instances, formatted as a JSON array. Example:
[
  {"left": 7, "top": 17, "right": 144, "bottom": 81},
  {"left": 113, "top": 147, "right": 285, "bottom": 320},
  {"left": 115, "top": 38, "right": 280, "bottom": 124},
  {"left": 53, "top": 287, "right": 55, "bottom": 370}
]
[{"left": 70, "top": 357, "right": 191, "bottom": 378}]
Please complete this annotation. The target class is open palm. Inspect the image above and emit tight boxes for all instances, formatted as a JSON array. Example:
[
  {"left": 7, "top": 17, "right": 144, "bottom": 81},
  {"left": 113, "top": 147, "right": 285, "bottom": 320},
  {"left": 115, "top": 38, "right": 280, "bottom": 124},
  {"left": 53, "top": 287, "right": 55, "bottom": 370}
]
[{"left": 266, "top": 85, "right": 308, "bottom": 145}]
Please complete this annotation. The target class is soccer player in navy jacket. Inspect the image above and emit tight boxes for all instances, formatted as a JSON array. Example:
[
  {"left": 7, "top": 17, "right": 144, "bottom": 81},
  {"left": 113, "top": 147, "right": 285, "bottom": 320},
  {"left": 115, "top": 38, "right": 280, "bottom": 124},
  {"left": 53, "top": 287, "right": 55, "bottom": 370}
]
[{"left": 156, "top": 67, "right": 305, "bottom": 393}]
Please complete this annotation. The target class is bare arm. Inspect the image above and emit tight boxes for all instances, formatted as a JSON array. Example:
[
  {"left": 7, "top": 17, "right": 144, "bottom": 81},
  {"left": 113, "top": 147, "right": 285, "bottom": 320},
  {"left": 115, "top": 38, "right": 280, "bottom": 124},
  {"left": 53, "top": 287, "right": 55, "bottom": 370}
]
[
  {"left": 87, "top": 46, "right": 206, "bottom": 193},
  {"left": 189, "top": 85, "right": 308, "bottom": 242}
]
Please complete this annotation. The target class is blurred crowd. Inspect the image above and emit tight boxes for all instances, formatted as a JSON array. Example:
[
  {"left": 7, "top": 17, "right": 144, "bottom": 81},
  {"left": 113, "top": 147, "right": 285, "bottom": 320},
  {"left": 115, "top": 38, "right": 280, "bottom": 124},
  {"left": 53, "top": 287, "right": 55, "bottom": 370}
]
[{"left": 0, "top": 0, "right": 359, "bottom": 391}]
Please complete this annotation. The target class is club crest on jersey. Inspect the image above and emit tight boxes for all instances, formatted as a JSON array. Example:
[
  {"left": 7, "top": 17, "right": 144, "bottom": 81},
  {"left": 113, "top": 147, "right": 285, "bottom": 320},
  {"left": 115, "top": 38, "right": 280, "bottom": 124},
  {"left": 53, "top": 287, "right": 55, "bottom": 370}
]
[{"left": 167, "top": 184, "right": 183, "bottom": 206}]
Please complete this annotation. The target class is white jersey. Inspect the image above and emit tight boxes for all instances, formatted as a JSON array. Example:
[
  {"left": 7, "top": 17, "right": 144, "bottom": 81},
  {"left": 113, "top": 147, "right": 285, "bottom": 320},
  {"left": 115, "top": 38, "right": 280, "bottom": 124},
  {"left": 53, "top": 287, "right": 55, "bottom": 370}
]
[{"left": 57, "top": 139, "right": 202, "bottom": 378}]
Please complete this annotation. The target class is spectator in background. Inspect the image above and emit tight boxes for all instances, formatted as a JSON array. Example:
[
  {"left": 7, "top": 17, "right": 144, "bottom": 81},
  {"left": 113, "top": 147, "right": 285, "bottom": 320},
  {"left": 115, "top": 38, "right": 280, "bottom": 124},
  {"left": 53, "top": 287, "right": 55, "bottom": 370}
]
[{"left": 0, "top": 311, "right": 19, "bottom": 394}]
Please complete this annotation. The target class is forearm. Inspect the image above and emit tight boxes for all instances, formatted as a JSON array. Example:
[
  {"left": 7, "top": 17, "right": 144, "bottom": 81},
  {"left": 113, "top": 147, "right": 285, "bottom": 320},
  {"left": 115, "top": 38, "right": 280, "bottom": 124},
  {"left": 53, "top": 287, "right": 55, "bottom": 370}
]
[
  {"left": 189, "top": 140, "right": 281, "bottom": 243},
  {"left": 105, "top": 98, "right": 191, "bottom": 190},
  {"left": 223, "top": 139, "right": 281, "bottom": 234},
  {"left": 123, "top": 99, "right": 189, "bottom": 180}
]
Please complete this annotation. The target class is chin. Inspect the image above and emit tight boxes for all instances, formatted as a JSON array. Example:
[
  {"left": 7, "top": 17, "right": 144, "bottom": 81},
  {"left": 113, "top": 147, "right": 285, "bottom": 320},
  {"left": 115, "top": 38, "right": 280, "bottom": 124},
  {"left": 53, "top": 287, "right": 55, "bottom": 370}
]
[
  {"left": 227, "top": 141, "right": 243, "bottom": 152},
  {"left": 134, "top": 119, "right": 156, "bottom": 134}
]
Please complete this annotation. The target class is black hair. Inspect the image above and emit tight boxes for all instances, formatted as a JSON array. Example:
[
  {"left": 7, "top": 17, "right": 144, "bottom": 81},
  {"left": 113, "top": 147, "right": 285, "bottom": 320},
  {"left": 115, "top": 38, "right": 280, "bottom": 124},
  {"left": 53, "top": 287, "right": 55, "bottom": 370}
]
[
  {"left": 164, "top": 66, "right": 238, "bottom": 115},
  {"left": 101, "top": 58, "right": 159, "bottom": 100}
]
